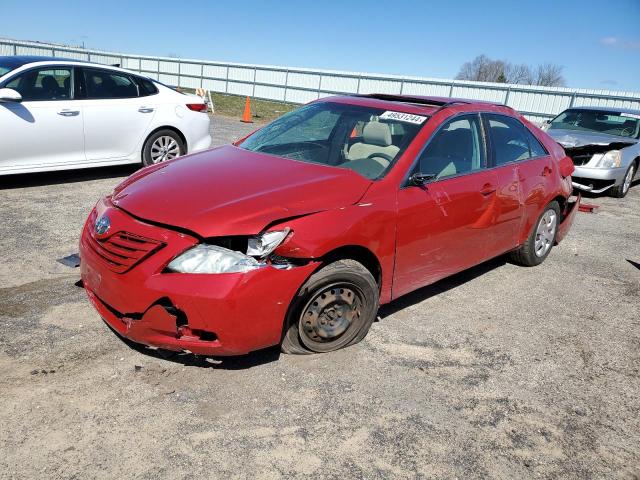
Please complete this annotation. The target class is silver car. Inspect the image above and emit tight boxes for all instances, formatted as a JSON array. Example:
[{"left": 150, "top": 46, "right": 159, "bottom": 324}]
[{"left": 545, "top": 107, "right": 639, "bottom": 198}]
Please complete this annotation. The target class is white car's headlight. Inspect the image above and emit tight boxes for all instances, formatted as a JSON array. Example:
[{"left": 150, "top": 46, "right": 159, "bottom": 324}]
[
  {"left": 247, "top": 228, "right": 290, "bottom": 257},
  {"left": 167, "top": 244, "right": 260, "bottom": 274},
  {"left": 594, "top": 150, "right": 622, "bottom": 168}
]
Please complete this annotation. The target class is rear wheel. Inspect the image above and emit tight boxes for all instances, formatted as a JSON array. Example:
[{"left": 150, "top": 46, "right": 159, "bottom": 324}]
[
  {"left": 142, "top": 129, "right": 185, "bottom": 166},
  {"left": 609, "top": 162, "right": 635, "bottom": 198},
  {"left": 510, "top": 201, "right": 560, "bottom": 267},
  {"left": 281, "top": 260, "right": 378, "bottom": 354}
]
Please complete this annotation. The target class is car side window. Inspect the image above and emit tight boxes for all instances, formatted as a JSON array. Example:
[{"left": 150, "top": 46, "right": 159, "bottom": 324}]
[
  {"left": 84, "top": 68, "right": 138, "bottom": 99},
  {"left": 486, "top": 114, "right": 546, "bottom": 165},
  {"left": 137, "top": 77, "right": 158, "bottom": 96},
  {"left": 4, "top": 67, "right": 72, "bottom": 101},
  {"left": 525, "top": 129, "right": 548, "bottom": 157},
  {"left": 413, "top": 114, "right": 486, "bottom": 180}
]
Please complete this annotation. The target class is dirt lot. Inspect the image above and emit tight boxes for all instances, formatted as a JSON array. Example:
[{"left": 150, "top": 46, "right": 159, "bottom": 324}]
[{"left": 1, "top": 115, "right": 639, "bottom": 479}]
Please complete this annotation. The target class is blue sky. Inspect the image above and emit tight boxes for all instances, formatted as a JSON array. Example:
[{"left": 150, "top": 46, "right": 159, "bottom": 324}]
[{"left": 1, "top": 0, "right": 639, "bottom": 91}]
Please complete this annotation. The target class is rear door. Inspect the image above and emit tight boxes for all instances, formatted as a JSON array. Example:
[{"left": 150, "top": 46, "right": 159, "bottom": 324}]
[
  {"left": 78, "top": 67, "right": 156, "bottom": 161},
  {"left": 0, "top": 65, "right": 85, "bottom": 171},
  {"left": 483, "top": 114, "right": 552, "bottom": 245},
  {"left": 393, "top": 113, "right": 500, "bottom": 298}
]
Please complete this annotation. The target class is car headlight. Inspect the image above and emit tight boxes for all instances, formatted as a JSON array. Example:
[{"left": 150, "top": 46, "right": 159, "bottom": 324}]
[
  {"left": 167, "top": 244, "right": 261, "bottom": 274},
  {"left": 247, "top": 228, "right": 290, "bottom": 257},
  {"left": 594, "top": 150, "right": 622, "bottom": 168},
  {"left": 167, "top": 229, "right": 291, "bottom": 274}
]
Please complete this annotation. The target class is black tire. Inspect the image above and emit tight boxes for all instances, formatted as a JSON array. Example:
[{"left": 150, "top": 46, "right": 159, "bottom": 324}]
[
  {"left": 281, "top": 259, "right": 379, "bottom": 355},
  {"left": 510, "top": 201, "right": 561, "bottom": 267},
  {"left": 142, "top": 129, "right": 185, "bottom": 167},
  {"left": 609, "top": 162, "right": 636, "bottom": 198}
]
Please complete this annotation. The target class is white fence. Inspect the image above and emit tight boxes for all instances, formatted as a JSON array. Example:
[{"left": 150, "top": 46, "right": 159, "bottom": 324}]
[{"left": 2, "top": 37, "right": 640, "bottom": 123}]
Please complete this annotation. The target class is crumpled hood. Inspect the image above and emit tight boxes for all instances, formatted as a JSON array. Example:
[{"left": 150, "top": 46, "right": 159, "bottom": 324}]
[
  {"left": 111, "top": 145, "right": 372, "bottom": 237},
  {"left": 547, "top": 128, "right": 637, "bottom": 149}
]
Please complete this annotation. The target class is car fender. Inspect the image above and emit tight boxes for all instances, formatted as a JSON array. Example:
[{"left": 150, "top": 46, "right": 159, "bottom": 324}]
[{"left": 272, "top": 198, "right": 397, "bottom": 304}]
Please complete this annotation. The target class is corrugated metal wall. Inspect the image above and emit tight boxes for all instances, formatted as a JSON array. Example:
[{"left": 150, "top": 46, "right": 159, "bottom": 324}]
[{"left": 2, "top": 38, "right": 639, "bottom": 123}]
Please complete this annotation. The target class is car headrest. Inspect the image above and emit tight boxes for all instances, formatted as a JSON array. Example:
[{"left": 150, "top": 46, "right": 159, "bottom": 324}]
[
  {"left": 41, "top": 76, "right": 58, "bottom": 91},
  {"left": 363, "top": 122, "right": 392, "bottom": 147}
]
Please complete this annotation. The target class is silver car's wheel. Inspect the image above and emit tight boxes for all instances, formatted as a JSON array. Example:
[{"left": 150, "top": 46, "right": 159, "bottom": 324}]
[
  {"left": 622, "top": 164, "right": 635, "bottom": 195},
  {"left": 150, "top": 135, "right": 180, "bottom": 164},
  {"left": 534, "top": 209, "right": 557, "bottom": 258},
  {"left": 610, "top": 163, "right": 636, "bottom": 198}
]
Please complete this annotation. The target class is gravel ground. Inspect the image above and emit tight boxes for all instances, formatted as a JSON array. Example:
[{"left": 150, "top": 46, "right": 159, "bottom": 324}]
[{"left": 0, "top": 115, "right": 639, "bottom": 479}]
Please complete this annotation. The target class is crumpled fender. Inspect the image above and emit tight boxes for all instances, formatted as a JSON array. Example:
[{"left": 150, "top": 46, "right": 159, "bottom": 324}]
[{"left": 272, "top": 197, "right": 397, "bottom": 304}]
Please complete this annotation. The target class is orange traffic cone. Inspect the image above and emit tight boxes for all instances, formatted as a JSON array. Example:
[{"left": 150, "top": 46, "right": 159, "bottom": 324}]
[{"left": 241, "top": 96, "right": 253, "bottom": 123}]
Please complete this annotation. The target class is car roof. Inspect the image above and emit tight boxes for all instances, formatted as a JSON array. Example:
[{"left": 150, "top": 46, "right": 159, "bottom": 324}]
[
  {"left": 0, "top": 55, "right": 158, "bottom": 82},
  {"left": 564, "top": 105, "right": 640, "bottom": 115},
  {"left": 322, "top": 93, "right": 510, "bottom": 117},
  {"left": 0, "top": 55, "right": 90, "bottom": 66}
]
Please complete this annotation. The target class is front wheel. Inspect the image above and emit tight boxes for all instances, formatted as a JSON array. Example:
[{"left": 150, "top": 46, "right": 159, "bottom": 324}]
[
  {"left": 510, "top": 201, "right": 560, "bottom": 267},
  {"left": 142, "top": 129, "right": 185, "bottom": 166},
  {"left": 281, "top": 260, "right": 379, "bottom": 354},
  {"left": 609, "top": 162, "right": 635, "bottom": 198}
]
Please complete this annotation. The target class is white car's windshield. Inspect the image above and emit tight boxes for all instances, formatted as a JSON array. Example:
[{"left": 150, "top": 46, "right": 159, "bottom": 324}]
[
  {"left": 240, "top": 102, "right": 426, "bottom": 180},
  {"left": 549, "top": 109, "right": 640, "bottom": 139}
]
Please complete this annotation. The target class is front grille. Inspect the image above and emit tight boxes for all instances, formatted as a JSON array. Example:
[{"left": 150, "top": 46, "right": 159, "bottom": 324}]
[
  {"left": 570, "top": 154, "right": 592, "bottom": 166},
  {"left": 86, "top": 215, "right": 164, "bottom": 273}
]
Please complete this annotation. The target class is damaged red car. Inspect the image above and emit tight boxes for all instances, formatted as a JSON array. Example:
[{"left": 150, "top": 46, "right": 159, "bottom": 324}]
[{"left": 80, "top": 94, "right": 579, "bottom": 356}]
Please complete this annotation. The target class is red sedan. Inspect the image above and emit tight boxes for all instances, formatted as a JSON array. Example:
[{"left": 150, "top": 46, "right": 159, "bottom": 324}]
[{"left": 80, "top": 94, "right": 579, "bottom": 356}]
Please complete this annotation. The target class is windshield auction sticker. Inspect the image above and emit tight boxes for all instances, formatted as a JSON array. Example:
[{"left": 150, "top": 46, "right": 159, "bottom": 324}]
[{"left": 379, "top": 111, "right": 427, "bottom": 124}]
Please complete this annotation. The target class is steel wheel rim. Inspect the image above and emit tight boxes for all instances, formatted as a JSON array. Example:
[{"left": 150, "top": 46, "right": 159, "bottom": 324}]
[
  {"left": 150, "top": 136, "right": 180, "bottom": 163},
  {"left": 623, "top": 165, "right": 634, "bottom": 194},
  {"left": 534, "top": 209, "right": 557, "bottom": 258},
  {"left": 298, "top": 282, "right": 364, "bottom": 351}
]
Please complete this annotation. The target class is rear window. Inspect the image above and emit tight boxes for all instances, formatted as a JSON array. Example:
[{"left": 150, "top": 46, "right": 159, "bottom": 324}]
[{"left": 83, "top": 68, "right": 138, "bottom": 99}]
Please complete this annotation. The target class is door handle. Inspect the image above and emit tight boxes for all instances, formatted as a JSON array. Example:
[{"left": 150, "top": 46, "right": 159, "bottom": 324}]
[
  {"left": 57, "top": 109, "right": 79, "bottom": 116},
  {"left": 541, "top": 166, "right": 553, "bottom": 177},
  {"left": 480, "top": 183, "right": 497, "bottom": 196},
  {"left": 138, "top": 107, "right": 154, "bottom": 113}
]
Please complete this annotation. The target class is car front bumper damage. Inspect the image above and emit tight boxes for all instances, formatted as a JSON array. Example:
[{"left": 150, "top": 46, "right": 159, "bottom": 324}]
[
  {"left": 80, "top": 199, "right": 318, "bottom": 356},
  {"left": 571, "top": 166, "right": 628, "bottom": 193}
]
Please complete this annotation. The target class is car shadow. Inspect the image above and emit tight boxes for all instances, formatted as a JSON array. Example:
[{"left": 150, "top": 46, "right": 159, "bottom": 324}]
[
  {"left": 378, "top": 256, "right": 507, "bottom": 319},
  {"left": 110, "top": 256, "right": 508, "bottom": 369},
  {"left": 107, "top": 322, "right": 282, "bottom": 370},
  {"left": 0, "top": 164, "right": 140, "bottom": 190}
]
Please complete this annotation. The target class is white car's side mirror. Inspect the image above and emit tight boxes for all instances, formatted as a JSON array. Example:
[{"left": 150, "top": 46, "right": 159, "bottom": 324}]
[{"left": 0, "top": 88, "right": 22, "bottom": 103}]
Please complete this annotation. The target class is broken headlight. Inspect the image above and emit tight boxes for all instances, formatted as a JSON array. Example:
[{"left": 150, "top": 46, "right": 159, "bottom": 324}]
[
  {"left": 247, "top": 228, "right": 291, "bottom": 258},
  {"left": 167, "top": 229, "right": 291, "bottom": 274},
  {"left": 594, "top": 150, "right": 622, "bottom": 168},
  {"left": 167, "top": 244, "right": 261, "bottom": 274}
]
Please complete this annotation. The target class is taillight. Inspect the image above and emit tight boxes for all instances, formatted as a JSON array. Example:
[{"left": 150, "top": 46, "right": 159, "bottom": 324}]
[{"left": 186, "top": 103, "right": 208, "bottom": 112}]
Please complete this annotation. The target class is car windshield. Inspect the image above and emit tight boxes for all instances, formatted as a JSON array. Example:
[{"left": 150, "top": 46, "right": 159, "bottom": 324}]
[
  {"left": 240, "top": 102, "right": 426, "bottom": 180},
  {"left": 549, "top": 109, "right": 640, "bottom": 138},
  {"left": 0, "top": 57, "right": 34, "bottom": 78}
]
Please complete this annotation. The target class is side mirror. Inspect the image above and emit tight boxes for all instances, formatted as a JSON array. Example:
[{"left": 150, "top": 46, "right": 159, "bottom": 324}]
[
  {"left": 409, "top": 172, "right": 435, "bottom": 186},
  {"left": 0, "top": 88, "right": 22, "bottom": 103},
  {"left": 558, "top": 156, "right": 574, "bottom": 178}
]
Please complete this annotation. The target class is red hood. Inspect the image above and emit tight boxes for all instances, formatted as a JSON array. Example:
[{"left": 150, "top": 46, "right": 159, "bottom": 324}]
[{"left": 112, "top": 145, "right": 372, "bottom": 237}]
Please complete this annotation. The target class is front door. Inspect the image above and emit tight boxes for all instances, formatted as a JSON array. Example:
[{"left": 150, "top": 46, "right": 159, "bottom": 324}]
[
  {"left": 393, "top": 114, "right": 500, "bottom": 298},
  {"left": 0, "top": 66, "right": 85, "bottom": 172}
]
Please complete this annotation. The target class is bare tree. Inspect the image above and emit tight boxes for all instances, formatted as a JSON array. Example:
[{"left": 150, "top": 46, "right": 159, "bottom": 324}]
[
  {"left": 534, "top": 63, "right": 565, "bottom": 87},
  {"left": 456, "top": 55, "right": 507, "bottom": 83},
  {"left": 505, "top": 63, "right": 534, "bottom": 85},
  {"left": 456, "top": 55, "right": 565, "bottom": 87}
]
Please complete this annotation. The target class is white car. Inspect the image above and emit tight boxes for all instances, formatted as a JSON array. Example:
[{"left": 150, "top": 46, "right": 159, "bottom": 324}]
[{"left": 0, "top": 56, "right": 212, "bottom": 175}]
